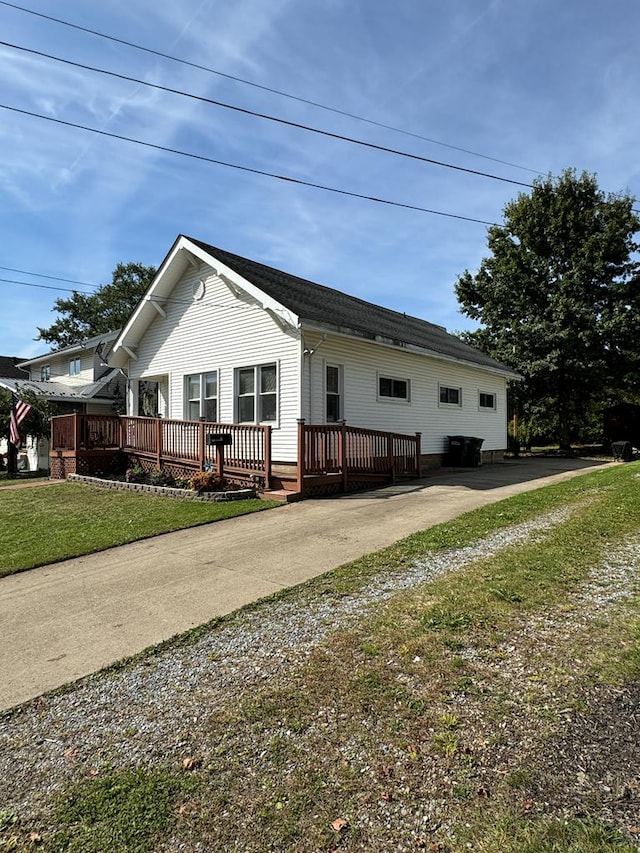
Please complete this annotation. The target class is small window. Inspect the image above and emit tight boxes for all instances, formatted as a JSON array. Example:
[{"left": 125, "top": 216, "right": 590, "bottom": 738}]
[
  {"left": 185, "top": 371, "right": 218, "bottom": 421},
  {"left": 40, "top": 365, "right": 50, "bottom": 381},
  {"left": 439, "top": 385, "right": 461, "bottom": 406},
  {"left": 479, "top": 391, "right": 496, "bottom": 410},
  {"left": 379, "top": 375, "right": 409, "bottom": 401},
  {"left": 236, "top": 364, "right": 277, "bottom": 423},
  {"left": 326, "top": 364, "right": 342, "bottom": 422},
  {"left": 69, "top": 357, "right": 81, "bottom": 376}
]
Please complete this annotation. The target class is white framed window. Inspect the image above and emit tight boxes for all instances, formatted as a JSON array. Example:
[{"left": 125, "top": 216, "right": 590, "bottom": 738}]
[
  {"left": 479, "top": 391, "right": 496, "bottom": 410},
  {"left": 439, "top": 384, "right": 461, "bottom": 406},
  {"left": 69, "top": 357, "right": 81, "bottom": 376},
  {"left": 236, "top": 364, "right": 277, "bottom": 423},
  {"left": 40, "top": 365, "right": 50, "bottom": 381},
  {"left": 378, "top": 374, "right": 410, "bottom": 402},
  {"left": 326, "top": 364, "right": 342, "bottom": 422},
  {"left": 185, "top": 371, "right": 218, "bottom": 421}
]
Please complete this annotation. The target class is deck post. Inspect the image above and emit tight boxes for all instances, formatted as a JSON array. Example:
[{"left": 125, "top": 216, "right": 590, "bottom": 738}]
[
  {"left": 296, "top": 419, "right": 306, "bottom": 495},
  {"left": 198, "top": 420, "right": 205, "bottom": 472},
  {"left": 264, "top": 425, "right": 272, "bottom": 490},
  {"left": 156, "top": 418, "right": 162, "bottom": 471},
  {"left": 120, "top": 416, "right": 127, "bottom": 453},
  {"left": 415, "top": 432, "right": 422, "bottom": 477},
  {"left": 73, "top": 412, "right": 81, "bottom": 451},
  {"left": 339, "top": 420, "right": 348, "bottom": 493},
  {"left": 387, "top": 433, "right": 395, "bottom": 485}
]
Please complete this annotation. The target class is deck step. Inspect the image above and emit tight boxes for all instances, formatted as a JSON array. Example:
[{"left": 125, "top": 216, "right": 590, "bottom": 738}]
[{"left": 259, "top": 488, "right": 302, "bottom": 503}]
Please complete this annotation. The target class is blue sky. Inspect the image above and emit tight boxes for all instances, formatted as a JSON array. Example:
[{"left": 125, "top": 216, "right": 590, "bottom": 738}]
[{"left": 1, "top": 0, "right": 639, "bottom": 358}]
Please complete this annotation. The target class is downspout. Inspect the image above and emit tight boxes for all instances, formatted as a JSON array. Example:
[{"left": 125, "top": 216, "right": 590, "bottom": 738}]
[{"left": 302, "top": 333, "right": 327, "bottom": 422}]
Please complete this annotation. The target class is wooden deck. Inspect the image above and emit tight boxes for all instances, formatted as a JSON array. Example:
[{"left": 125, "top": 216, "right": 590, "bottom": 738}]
[{"left": 50, "top": 414, "right": 421, "bottom": 499}]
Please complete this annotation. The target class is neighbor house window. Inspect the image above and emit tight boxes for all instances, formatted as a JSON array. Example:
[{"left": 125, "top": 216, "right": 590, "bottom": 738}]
[
  {"left": 326, "top": 364, "right": 342, "bottom": 422},
  {"left": 439, "top": 385, "right": 461, "bottom": 406},
  {"left": 479, "top": 391, "right": 496, "bottom": 410},
  {"left": 236, "top": 364, "right": 277, "bottom": 423},
  {"left": 378, "top": 375, "right": 409, "bottom": 401},
  {"left": 69, "top": 357, "right": 81, "bottom": 376},
  {"left": 185, "top": 371, "right": 218, "bottom": 421},
  {"left": 40, "top": 365, "right": 50, "bottom": 381}
]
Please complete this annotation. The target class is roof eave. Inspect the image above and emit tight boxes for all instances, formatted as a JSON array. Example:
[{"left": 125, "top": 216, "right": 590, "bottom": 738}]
[{"left": 300, "top": 321, "right": 520, "bottom": 379}]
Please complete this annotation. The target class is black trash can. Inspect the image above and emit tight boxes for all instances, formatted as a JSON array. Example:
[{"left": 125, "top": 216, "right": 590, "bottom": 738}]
[
  {"left": 466, "top": 437, "right": 484, "bottom": 467},
  {"left": 447, "top": 435, "right": 466, "bottom": 466},
  {"left": 447, "top": 436, "right": 484, "bottom": 467},
  {"left": 611, "top": 440, "right": 633, "bottom": 462}
]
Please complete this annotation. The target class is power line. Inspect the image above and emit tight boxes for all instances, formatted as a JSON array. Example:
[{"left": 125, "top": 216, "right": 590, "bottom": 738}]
[
  {"left": 0, "top": 265, "right": 97, "bottom": 288},
  {"left": 1, "top": 40, "right": 533, "bottom": 190},
  {"left": 0, "top": 103, "right": 500, "bottom": 227},
  {"left": 0, "top": 276, "right": 95, "bottom": 293},
  {"left": 0, "top": 0, "right": 542, "bottom": 176}
]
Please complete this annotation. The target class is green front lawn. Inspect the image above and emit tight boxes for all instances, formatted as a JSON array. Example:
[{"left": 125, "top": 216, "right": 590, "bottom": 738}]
[{"left": 0, "top": 482, "right": 278, "bottom": 576}]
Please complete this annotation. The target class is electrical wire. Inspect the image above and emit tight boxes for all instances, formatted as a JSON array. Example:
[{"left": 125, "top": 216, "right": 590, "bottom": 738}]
[
  {"left": 0, "top": 103, "right": 500, "bottom": 226},
  {"left": 0, "top": 0, "right": 542, "bottom": 175},
  {"left": 0, "top": 276, "right": 95, "bottom": 293},
  {"left": 1, "top": 40, "right": 533, "bottom": 190},
  {"left": 0, "top": 265, "right": 96, "bottom": 288}
]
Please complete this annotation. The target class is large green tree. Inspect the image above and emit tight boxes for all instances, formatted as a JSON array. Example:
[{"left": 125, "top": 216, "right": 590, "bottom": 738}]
[
  {"left": 37, "top": 262, "right": 156, "bottom": 350},
  {"left": 455, "top": 169, "right": 640, "bottom": 448}
]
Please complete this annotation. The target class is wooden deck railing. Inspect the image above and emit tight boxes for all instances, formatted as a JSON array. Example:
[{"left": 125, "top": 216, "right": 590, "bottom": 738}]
[
  {"left": 50, "top": 414, "right": 272, "bottom": 487},
  {"left": 297, "top": 420, "right": 421, "bottom": 494}
]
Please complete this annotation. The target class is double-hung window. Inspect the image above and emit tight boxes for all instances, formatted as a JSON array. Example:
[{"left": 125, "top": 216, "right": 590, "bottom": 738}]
[
  {"left": 40, "top": 365, "right": 51, "bottom": 381},
  {"left": 326, "top": 364, "right": 342, "bottom": 422},
  {"left": 185, "top": 371, "right": 218, "bottom": 421},
  {"left": 236, "top": 364, "right": 277, "bottom": 423},
  {"left": 69, "top": 357, "right": 81, "bottom": 376}
]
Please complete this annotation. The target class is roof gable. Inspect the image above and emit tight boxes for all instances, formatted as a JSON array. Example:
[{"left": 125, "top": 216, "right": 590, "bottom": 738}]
[{"left": 112, "top": 234, "right": 516, "bottom": 377}]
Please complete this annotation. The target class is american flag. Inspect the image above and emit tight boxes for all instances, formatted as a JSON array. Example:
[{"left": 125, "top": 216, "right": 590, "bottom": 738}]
[{"left": 10, "top": 397, "right": 32, "bottom": 448}]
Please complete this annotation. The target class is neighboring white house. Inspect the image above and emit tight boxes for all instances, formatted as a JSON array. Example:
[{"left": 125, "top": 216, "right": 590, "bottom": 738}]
[
  {"left": 110, "top": 235, "right": 518, "bottom": 468},
  {"left": 0, "top": 332, "right": 123, "bottom": 471}
]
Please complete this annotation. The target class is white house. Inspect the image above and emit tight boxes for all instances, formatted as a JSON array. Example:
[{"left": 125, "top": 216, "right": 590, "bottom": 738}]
[
  {"left": 0, "top": 332, "right": 123, "bottom": 470},
  {"left": 110, "top": 235, "right": 518, "bottom": 471}
]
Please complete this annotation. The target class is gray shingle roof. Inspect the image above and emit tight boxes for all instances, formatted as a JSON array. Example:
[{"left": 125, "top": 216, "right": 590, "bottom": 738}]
[{"left": 187, "top": 237, "right": 512, "bottom": 375}]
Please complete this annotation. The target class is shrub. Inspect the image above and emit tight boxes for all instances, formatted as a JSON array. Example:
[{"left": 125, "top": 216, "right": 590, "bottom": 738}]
[
  {"left": 125, "top": 465, "right": 145, "bottom": 483},
  {"left": 147, "top": 469, "right": 173, "bottom": 486},
  {"left": 189, "top": 471, "right": 228, "bottom": 492}
]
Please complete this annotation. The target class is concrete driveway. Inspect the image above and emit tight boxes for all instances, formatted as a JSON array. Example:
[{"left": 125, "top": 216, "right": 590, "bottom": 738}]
[{"left": 0, "top": 457, "right": 611, "bottom": 711}]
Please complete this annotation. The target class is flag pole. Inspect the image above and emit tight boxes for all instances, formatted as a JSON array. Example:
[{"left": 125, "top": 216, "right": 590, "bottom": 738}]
[{"left": 7, "top": 394, "right": 18, "bottom": 475}]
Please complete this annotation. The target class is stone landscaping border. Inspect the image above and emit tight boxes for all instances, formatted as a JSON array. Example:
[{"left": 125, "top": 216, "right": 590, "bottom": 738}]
[{"left": 66, "top": 473, "right": 256, "bottom": 502}]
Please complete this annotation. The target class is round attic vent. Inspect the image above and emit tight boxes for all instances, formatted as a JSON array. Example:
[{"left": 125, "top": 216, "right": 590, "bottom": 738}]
[{"left": 193, "top": 279, "right": 206, "bottom": 301}]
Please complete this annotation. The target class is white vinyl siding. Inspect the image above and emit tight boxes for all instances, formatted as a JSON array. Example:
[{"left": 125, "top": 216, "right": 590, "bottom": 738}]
[
  {"left": 129, "top": 264, "right": 301, "bottom": 461},
  {"left": 302, "top": 332, "right": 508, "bottom": 454}
]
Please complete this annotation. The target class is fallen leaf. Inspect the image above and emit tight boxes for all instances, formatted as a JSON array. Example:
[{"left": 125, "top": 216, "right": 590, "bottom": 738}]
[
  {"left": 331, "top": 817, "right": 349, "bottom": 832},
  {"left": 628, "top": 826, "right": 640, "bottom": 835},
  {"left": 181, "top": 757, "right": 202, "bottom": 771}
]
